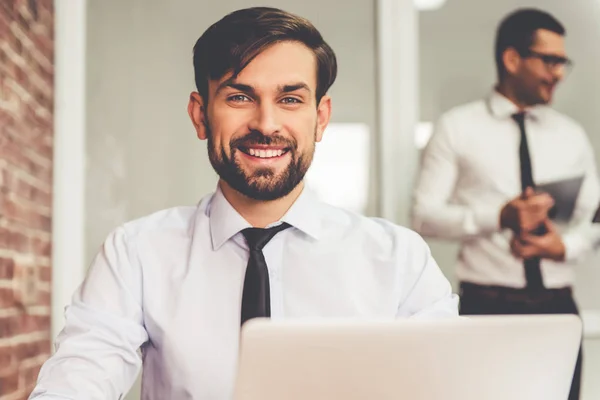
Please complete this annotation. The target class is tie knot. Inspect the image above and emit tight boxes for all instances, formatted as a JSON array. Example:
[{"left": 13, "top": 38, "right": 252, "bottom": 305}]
[
  {"left": 511, "top": 112, "right": 526, "bottom": 124},
  {"left": 242, "top": 222, "right": 291, "bottom": 251}
]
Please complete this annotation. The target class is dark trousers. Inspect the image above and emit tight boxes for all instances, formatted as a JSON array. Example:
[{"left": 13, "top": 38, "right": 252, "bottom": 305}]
[{"left": 459, "top": 282, "right": 582, "bottom": 400}]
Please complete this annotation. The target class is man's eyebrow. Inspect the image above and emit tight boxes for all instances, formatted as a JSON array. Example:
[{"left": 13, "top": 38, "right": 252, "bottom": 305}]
[
  {"left": 215, "top": 80, "right": 311, "bottom": 96},
  {"left": 215, "top": 79, "right": 256, "bottom": 96},
  {"left": 279, "top": 82, "right": 311, "bottom": 93}
]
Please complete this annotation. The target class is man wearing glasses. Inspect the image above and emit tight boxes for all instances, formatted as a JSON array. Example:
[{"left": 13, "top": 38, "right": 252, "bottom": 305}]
[{"left": 411, "top": 8, "right": 599, "bottom": 399}]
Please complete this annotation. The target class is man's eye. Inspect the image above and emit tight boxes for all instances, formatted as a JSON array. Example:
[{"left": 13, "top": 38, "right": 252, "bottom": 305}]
[
  {"left": 228, "top": 95, "right": 251, "bottom": 102},
  {"left": 543, "top": 56, "right": 566, "bottom": 66},
  {"left": 281, "top": 97, "right": 301, "bottom": 104}
]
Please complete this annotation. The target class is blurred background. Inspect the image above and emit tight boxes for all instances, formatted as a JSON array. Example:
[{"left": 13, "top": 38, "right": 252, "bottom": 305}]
[{"left": 1, "top": 0, "right": 599, "bottom": 399}]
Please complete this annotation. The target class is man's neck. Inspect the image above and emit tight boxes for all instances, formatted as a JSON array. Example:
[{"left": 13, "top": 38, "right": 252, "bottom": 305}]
[
  {"left": 219, "top": 180, "right": 304, "bottom": 228},
  {"left": 496, "top": 82, "right": 529, "bottom": 111}
]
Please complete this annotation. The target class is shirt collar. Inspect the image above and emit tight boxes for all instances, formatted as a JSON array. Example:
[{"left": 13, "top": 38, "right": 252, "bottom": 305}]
[
  {"left": 486, "top": 88, "right": 545, "bottom": 121},
  {"left": 207, "top": 183, "right": 322, "bottom": 251},
  {"left": 280, "top": 185, "right": 321, "bottom": 241}
]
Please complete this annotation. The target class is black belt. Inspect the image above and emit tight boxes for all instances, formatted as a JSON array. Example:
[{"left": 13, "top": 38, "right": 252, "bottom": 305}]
[{"left": 460, "top": 282, "right": 572, "bottom": 305}]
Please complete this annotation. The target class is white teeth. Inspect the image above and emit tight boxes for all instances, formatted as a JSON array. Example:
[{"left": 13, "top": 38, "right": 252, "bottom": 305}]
[{"left": 246, "top": 148, "right": 285, "bottom": 158}]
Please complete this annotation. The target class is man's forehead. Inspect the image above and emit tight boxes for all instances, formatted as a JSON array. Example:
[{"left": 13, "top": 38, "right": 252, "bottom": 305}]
[
  {"left": 216, "top": 43, "right": 316, "bottom": 85},
  {"left": 532, "top": 29, "right": 565, "bottom": 51}
]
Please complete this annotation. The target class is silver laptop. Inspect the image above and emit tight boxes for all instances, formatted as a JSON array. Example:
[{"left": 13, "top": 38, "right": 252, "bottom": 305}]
[{"left": 232, "top": 314, "right": 582, "bottom": 400}]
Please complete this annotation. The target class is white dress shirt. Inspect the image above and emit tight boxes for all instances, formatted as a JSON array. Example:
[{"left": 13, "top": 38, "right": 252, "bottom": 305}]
[
  {"left": 30, "top": 185, "right": 458, "bottom": 400},
  {"left": 412, "top": 90, "right": 600, "bottom": 289}
]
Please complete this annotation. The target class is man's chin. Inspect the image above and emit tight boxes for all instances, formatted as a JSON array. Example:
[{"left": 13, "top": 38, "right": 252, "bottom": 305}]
[
  {"left": 540, "top": 85, "right": 556, "bottom": 104},
  {"left": 239, "top": 186, "right": 293, "bottom": 201},
  {"left": 247, "top": 178, "right": 285, "bottom": 195}
]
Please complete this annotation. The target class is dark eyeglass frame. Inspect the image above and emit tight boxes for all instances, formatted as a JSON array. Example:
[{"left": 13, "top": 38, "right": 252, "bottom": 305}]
[{"left": 520, "top": 49, "right": 574, "bottom": 71}]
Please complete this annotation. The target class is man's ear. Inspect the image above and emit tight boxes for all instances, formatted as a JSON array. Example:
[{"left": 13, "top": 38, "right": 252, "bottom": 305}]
[
  {"left": 188, "top": 92, "right": 208, "bottom": 140},
  {"left": 503, "top": 47, "right": 522, "bottom": 76},
  {"left": 315, "top": 95, "right": 332, "bottom": 143}
]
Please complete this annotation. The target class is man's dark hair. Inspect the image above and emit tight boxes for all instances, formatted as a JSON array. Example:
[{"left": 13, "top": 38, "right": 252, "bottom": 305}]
[
  {"left": 495, "top": 8, "right": 565, "bottom": 81},
  {"left": 193, "top": 7, "right": 337, "bottom": 103}
]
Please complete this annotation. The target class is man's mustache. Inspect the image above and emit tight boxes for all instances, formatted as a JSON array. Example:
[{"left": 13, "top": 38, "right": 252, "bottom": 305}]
[{"left": 230, "top": 131, "right": 296, "bottom": 149}]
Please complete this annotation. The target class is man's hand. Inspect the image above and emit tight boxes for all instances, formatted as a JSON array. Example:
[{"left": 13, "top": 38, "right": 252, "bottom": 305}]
[
  {"left": 510, "top": 219, "right": 566, "bottom": 261},
  {"left": 500, "top": 187, "right": 555, "bottom": 233}
]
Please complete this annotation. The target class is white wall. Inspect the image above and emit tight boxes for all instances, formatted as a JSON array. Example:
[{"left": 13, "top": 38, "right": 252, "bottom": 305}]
[
  {"left": 418, "top": 1, "right": 600, "bottom": 399},
  {"left": 85, "top": 1, "right": 378, "bottom": 398},
  {"left": 52, "top": 0, "right": 87, "bottom": 341}
]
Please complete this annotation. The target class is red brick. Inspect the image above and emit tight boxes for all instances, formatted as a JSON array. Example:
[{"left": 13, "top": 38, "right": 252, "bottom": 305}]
[
  {"left": 0, "top": 0, "right": 53, "bottom": 382},
  {"left": 0, "top": 370, "right": 19, "bottom": 395},
  {"left": 16, "top": 8, "right": 29, "bottom": 29},
  {"left": 16, "top": 1, "right": 33, "bottom": 22},
  {"left": 0, "top": 344, "right": 14, "bottom": 372},
  {"left": 37, "top": 290, "right": 50, "bottom": 307},
  {"left": 0, "top": 314, "right": 20, "bottom": 339},
  {"left": 31, "top": 238, "right": 51, "bottom": 258},
  {"left": 15, "top": 337, "right": 48, "bottom": 357},
  {"left": 38, "top": 214, "right": 51, "bottom": 232},
  {"left": 22, "top": 361, "right": 43, "bottom": 389},
  {"left": 0, "top": 288, "right": 16, "bottom": 309},
  {"left": 0, "top": 15, "right": 9, "bottom": 39},
  {"left": 38, "top": 337, "right": 50, "bottom": 354},
  {"left": 19, "top": 315, "right": 48, "bottom": 334},
  {"left": 18, "top": 314, "right": 38, "bottom": 335},
  {"left": 1, "top": 139, "right": 39, "bottom": 179},
  {"left": 15, "top": 341, "right": 38, "bottom": 360},
  {"left": 9, "top": 229, "right": 30, "bottom": 253},
  {"left": 37, "top": 266, "right": 50, "bottom": 282},
  {"left": 0, "top": 226, "right": 9, "bottom": 248},
  {"left": 7, "top": 204, "right": 49, "bottom": 231},
  {"left": 0, "top": 258, "right": 15, "bottom": 279}
]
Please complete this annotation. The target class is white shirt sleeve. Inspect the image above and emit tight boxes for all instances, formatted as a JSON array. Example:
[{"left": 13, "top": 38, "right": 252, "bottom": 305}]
[
  {"left": 411, "top": 115, "right": 502, "bottom": 239},
  {"left": 396, "top": 231, "right": 459, "bottom": 319},
  {"left": 560, "top": 133, "right": 600, "bottom": 263},
  {"left": 29, "top": 227, "right": 148, "bottom": 400}
]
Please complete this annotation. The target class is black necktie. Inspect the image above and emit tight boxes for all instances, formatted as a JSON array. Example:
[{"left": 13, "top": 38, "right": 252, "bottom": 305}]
[
  {"left": 593, "top": 203, "right": 600, "bottom": 223},
  {"left": 240, "top": 223, "right": 291, "bottom": 326},
  {"left": 512, "top": 112, "right": 544, "bottom": 290}
]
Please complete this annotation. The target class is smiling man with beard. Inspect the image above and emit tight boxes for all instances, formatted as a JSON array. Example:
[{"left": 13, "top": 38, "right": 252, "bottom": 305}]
[
  {"left": 29, "top": 7, "right": 457, "bottom": 400},
  {"left": 411, "top": 8, "right": 600, "bottom": 400}
]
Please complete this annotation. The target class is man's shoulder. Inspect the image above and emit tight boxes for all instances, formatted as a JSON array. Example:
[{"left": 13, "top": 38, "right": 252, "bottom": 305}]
[
  {"left": 320, "top": 207, "right": 433, "bottom": 272},
  {"left": 542, "top": 107, "right": 586, "bottom": 132},
  {"left": 321, "top": 204, "right": 428, "bottom": 250},
  {"left": 438, "top": 99, "right": 488, "bottom": 122},
  {"left": 119, "top": 204, "right": 200, "bottom": 239},
  {"left": 540, "top": 108, "right": 591, "bottom": 150}
]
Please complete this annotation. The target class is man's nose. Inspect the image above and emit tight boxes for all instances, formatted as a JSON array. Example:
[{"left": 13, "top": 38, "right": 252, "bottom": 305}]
[{"left": 247, "top": 102, "right": 282, "bottom": 136}]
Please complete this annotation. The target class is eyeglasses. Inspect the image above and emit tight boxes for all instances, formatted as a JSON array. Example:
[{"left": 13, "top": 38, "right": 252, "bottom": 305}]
[{"left": 520, "top": 49, "right": 574, "bottom": 72}]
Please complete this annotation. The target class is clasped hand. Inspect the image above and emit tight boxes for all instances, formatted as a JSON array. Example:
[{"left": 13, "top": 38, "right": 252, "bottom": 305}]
[{"left": 500, "top": 187, "right": 565, "bottom": 261}]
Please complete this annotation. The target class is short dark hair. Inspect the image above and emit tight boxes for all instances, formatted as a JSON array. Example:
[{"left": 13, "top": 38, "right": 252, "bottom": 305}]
[
  {"left": 495, "top": 8, "right": 565, "bottom": 81},
  {"left": 193, "top": 7, "right": 337, "bottom": 103}
]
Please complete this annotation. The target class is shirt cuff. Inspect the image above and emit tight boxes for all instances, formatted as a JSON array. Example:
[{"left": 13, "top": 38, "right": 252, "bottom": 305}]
[
  {"left": 471, "top": 206, "right": 502, "bottom": 235},
  {"left": 562, "top": 228, "right": 597, "bottom": 264}
]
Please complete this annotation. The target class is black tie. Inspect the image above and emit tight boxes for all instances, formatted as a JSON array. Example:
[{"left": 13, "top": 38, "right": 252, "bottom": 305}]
[
  {"left": 512, "top": 112, "right": 544, "bottom": 290},
  {"left": 240, "top": 223, "right": 291, "bottom": 326}
]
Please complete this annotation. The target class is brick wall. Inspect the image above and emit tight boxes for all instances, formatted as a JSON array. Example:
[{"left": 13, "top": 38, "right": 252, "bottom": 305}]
[{"left": 0, "top": 0, "right": 54, "bottom": 398}]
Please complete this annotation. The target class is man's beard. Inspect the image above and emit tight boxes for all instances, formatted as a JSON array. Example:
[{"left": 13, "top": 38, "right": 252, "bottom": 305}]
[
  {"left": 516, "top": 76, "right": 555, "bottom": 106},
  {"left": 206, "top": 127, "right": 315, "bottom": 201}
]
